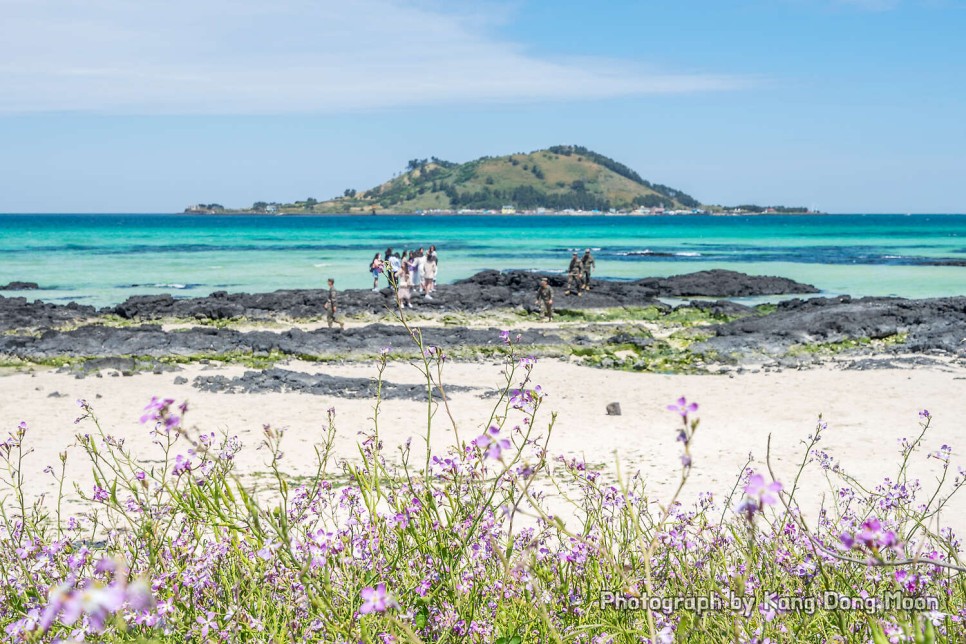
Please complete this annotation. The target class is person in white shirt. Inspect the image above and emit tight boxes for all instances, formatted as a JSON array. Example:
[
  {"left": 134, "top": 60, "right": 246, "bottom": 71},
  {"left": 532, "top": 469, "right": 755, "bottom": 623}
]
[
  {"left": 397, "top": 264, "right": 413, "bottom": 308},
  {"left": 412, "top": 249, "right": 425, "bottom": 293},
  {"left": 422, "top": 254, "right": 437, "bottom": 299},
  {"left": 387, "top": 253, "right": 402, "bottom": 287}
]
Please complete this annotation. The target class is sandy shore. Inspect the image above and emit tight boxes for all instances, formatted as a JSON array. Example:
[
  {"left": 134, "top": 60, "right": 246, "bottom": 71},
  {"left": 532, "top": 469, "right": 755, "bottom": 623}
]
[{"left": 3, "top": 356, "right": 965, "bottom": 531}]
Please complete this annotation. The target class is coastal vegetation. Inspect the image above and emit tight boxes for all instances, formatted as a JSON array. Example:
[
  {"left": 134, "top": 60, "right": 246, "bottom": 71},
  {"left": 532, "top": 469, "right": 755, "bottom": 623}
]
[{"left": 1, "top": 323, "right": 963, "bottom": 642}]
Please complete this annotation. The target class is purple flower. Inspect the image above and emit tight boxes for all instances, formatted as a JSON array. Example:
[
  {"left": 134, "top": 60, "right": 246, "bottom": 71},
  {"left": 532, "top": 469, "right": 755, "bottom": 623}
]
[
  {"left": 196, "top": 611, "right": 217, "bottom": 637},
  {"left": 855, "top": 518, "right": 898, "bottom": 549},
  {"left": 487, "top": 438, "right": 512, "bottom": 460},
  {"left": 667, "top": 396, "right": 698, "bottom": 418},
  {"left": 841, "top": 517, "right": 900, "bottom": 553},
  {"left": 499, "top": 329, "right": 511, "bottom": 345},
  {"left": 172, "top": 454, "right": 192, "bottom": 477},
  {"left": 509, "top": 386, "right": 543, "bottom": 413},
  {"left": 92, "top": 486, "right": 109, "bottom": 502},
  {"left": 737, "top": 473, "right": 782, "bottom": 519},
  {"left": 140, "top": 396, "right": 181, "bottom": 431},
  {"left": 41, "top": 581, "right": 127, "bottom": 634},
  {"left": 919, "top": 409, "right": 931, "bottom": 419},
  {"left": 360, "top": 583, "right": 397, "bottom": 614},
  {"left": 745, "top": 474, "right": 782, "bottom": 506},
  {"left": 4, "top": 608, "right": 40, "bottom": 639},
  {"left": 125, "top": 579, "right": 155, "bottom": 612},
  {"left": 472, "top": 426, "right": 512, "bottom": 460}
]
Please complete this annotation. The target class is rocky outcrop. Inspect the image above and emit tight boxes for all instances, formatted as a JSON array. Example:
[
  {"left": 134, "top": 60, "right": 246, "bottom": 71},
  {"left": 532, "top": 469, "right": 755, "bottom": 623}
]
[
  {"left": 192, "top": 368, "right": 476, "bottom": 399},
  {"left": 633, "top": 270, "right": 819, "bottom": 297},
  {"left": 0, "top": 323, "right": 564, "bottom": 362},
  {"left": 0, "top": 282, "right": 39, "bottom": 290},
  {"left": 0, "top": 297, "right": 97, "bottom": 332},
  {"left": 0, "top": 269, "right": 818, "bottom": 331},
  {"left": 697, "top": 295, "right": 966, "bottom": 359}
]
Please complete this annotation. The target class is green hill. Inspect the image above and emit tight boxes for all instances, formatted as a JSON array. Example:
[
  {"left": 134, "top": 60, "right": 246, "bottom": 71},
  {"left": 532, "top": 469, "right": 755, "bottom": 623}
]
[{"left": 254, "top": 146, "right": 702, "bottom": 214}]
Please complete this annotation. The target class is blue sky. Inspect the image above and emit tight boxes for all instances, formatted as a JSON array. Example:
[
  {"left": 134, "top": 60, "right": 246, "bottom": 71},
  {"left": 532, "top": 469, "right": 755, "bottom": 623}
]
[{"left": 0, "top": 0, "right": 963, "bottom": 213}]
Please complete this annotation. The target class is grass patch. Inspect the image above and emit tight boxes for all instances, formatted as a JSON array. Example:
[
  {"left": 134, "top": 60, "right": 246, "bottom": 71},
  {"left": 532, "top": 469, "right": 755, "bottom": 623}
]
[
  {"left": 571, "top": 339, "right": 716, "bottom": 374},
  {"left": 786, "top": 332, "right": 909, "bottom": 357}
]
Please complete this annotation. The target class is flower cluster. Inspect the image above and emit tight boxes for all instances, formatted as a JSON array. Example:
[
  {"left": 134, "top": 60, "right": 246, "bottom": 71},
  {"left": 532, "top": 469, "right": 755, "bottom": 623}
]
[
  {"left": 840, "top": 518, "right": 900, "bottom": 555},
  {"left": 0, "top": 340, "right": 962, "bottom": 644},
  {"left": 139, "top": 396, "right": 186, "bottom": 432}
]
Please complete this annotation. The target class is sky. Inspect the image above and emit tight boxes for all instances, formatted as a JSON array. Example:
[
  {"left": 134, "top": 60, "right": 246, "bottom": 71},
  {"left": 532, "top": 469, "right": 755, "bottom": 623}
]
[{"left": 0, "top": 0, "right": 964, "bottom": 213}]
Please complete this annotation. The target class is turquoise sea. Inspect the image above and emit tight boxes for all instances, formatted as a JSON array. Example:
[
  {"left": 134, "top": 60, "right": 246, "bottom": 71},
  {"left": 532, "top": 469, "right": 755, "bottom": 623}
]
[{"left": 1, "top": 214, "right": 965, "bottom": 307}]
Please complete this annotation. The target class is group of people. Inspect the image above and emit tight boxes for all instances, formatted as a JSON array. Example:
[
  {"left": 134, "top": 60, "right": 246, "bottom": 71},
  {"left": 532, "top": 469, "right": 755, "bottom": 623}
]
[
  {"left": 565, "top": 249, "right": 596, "bottom": 296},
  {"left": 324, "top": 245, "right": 590, "bottom": 328},
  {"left": 534, "top": 248, "right": 597, "bottom": 322},
  {"left": 368, "top": 245, "right": 439, "bottom": 308}
]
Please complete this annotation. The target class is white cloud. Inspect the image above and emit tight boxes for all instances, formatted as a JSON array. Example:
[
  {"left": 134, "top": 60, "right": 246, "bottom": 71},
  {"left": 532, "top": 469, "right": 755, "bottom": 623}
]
[{"left": 0, "top": 0, "right": 748, "bottom": 114}]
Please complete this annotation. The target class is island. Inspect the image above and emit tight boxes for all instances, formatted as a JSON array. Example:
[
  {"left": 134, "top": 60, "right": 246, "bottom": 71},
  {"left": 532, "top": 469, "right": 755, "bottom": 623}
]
[{"left": 184, "top": 145, "right": 816, "bottom": 215}]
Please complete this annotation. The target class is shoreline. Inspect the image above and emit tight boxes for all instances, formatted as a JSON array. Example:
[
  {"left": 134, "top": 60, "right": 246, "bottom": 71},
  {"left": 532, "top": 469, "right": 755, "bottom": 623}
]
[
  {"left": 2, "top": 269, "right": 965, "bottom": 376},
  {"left": 6, "top": 354, "right": 966, "bottom": 528},
  {"left": 13, "top": 211, "right": 966, "bottom": 217}
]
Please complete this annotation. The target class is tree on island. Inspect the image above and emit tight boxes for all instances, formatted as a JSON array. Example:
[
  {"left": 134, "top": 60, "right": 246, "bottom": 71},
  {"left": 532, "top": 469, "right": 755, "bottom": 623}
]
[{"left": 407, "top": 159, "right": 429, "bottom": 171}]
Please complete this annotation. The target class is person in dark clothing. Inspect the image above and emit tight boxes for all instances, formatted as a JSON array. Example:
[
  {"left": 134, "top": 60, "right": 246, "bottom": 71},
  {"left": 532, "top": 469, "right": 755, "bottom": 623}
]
[
  {"left": 565, "top": 252, "right": 584, "bottom": 295},
  {"left": 536, "top": 278, "right": 554, "bottom": 321},
  {"left": 580, "top": 249, "right": 596, "bottom": 291},
  {"left": 324, "top": 278, "right": 345, "bottom": 330}
]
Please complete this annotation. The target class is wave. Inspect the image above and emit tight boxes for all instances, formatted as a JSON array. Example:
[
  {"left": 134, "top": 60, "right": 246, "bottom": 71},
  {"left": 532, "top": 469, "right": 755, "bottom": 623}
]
[
  {"left": 616, "top": 250, "right": 677, "bottom": 257},
  {"left": 121, "top": 283, "right": 201, "bottom": 290}
]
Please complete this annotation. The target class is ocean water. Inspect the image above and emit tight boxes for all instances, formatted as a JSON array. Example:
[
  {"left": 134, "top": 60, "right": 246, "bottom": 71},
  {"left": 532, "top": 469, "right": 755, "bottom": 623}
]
[{"left": 1, "top": 213, "right": 965, "bottom": 307}]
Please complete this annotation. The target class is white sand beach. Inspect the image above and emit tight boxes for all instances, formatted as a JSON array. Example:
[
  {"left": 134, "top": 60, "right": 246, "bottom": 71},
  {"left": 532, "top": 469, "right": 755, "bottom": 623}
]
[{"left": 3, "top": 357, "right": 965, "bottom": 531}]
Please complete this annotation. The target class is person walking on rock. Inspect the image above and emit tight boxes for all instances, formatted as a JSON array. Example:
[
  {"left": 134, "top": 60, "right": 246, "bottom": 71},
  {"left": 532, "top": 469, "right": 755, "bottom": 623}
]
[
  {"left": 369, "top": 253, "right": 383, "bottom": 291},
  {"left": 324, "top": 278, "right": 345, "bottom": 330},
  {"left": 581, "top": 248, "right": 596, "bottom": 291},
  {"left": 422, "top": 253, "right": 437, "bottom": 299},
  {"left": 536, "top": 278, "right": 554, "bottom": 321},
  {"left": 396, "top": 264, "right": 414, "bottom": 309},
  {"left": 387, "top": 252, "right": 402, "bottom": 288},
  {"left": 412, "top": 249, "right": 424, "bottom": 294},
  {"left": 565, "top": 253, "right": 584, "bottom": 296}
]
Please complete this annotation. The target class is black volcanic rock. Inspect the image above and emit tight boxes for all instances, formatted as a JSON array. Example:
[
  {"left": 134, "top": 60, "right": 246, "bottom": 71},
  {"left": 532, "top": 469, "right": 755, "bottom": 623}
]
[
  {"left": 0, "top": 269, "right": 818, "bottom": 330},
  {"left": 634, "top": 270, "right": 819, "bottom": 298},
  {"left": 192, "top": 368, "right": 476, "bottom": 399},
  {"left": 451, "top": 270, "right": 666, "bottom": 311},
  {"left": 0, "top": 296, "right": 97, "bottom": 332},
  {"left": 681, "top": 299, "right": 754, "bottom": 318},
  {"left": 0, "top": 323, "right": 564, "bottom": 362},
  {"left": 697, "top": 295, "right": 966, "bottom": 358},
  {"left": 0, "top": 282, "right": 39, "bottom": 290}
]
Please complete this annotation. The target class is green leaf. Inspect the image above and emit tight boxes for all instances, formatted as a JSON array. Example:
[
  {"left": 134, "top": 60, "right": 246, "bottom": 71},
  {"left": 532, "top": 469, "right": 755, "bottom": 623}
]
[
  {"left": 414, "top": 606, "right": 429, "bottom": 629},
  {"left": 870, "top": 622, "right": 890, "bottom": 644}
]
